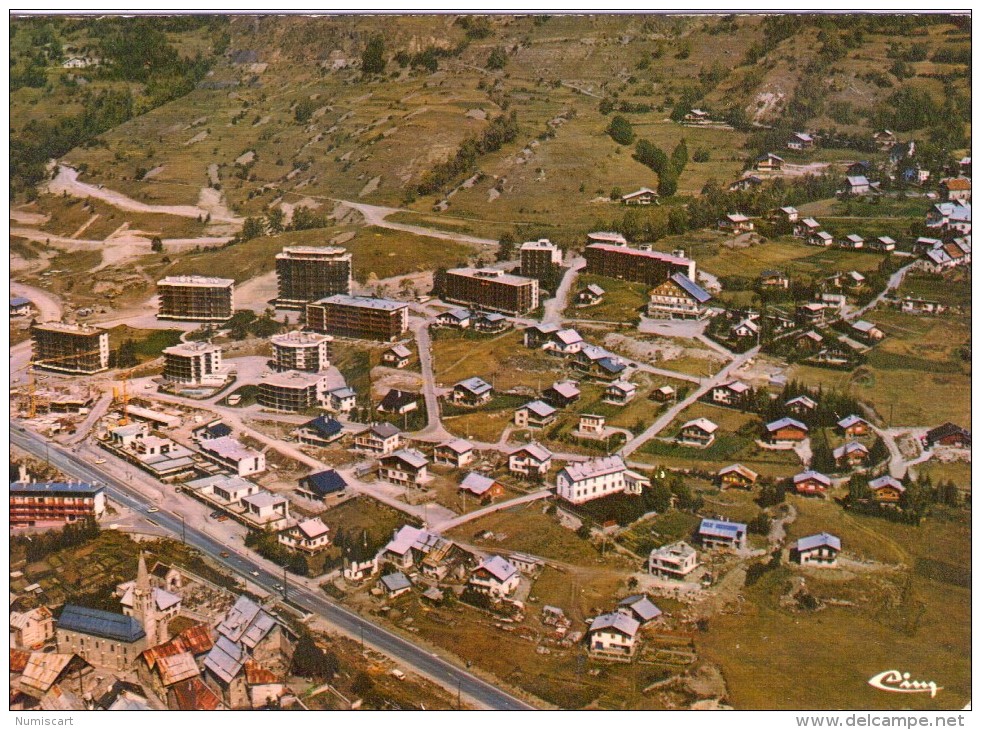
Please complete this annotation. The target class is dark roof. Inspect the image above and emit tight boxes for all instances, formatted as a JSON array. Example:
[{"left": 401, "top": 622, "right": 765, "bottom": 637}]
[
  {"left": 378, "top": 389, "right": 419, "bottom": 412},
  {"left": 10, "top": 482, "right": 104, "bottom": 496},
  {"left": 301, "top": 469, "right": 348, "bottom": 497},
  {"left": 57, "top": 605, "right": 146, "bottom": 643},
  {"left": 10, "top": 297, "right": 31, "bottom": 307},
  {"left": 301, "top": 415, "right": 343, "bottom": 438},
  {"left": 196, "top": 422, "right": 232, "bottom": 439},
  {"left": 669, "top": 273, "right": 711, "bottom": 303},
  {"left": 597, "top": 357, "right": 626, "bottom": 375},
  {"left": 926, "top": 422, "right": 970, "bottom": 444}
]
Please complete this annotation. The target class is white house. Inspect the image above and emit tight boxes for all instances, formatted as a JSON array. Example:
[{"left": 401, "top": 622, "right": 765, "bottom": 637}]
[
  {"left": 354, "top": 423, "right": 403, "bottom": 454},
  {"left": 278, "top": 517, "right": 331, "bottom": 554},
  {"left": 555, "top": 455, "right": 649, "bottom": 505},
  {"left": 508, "top": 443, "right": 552, "bottom": 476},
  {"left": 587, "top": 613, "right": 640, "bottom": 659},
  {"left": 468, "top": 555, "right": 520, "bottom": 598},
  {"left": 648, "top": 541, "right": 698, "bottom": 580},
  {"left": 198, "top": 437, "right": 266, "bottom": 477},
  {"left": 794, "top": 532, "right": 841, "bottom": 568}
]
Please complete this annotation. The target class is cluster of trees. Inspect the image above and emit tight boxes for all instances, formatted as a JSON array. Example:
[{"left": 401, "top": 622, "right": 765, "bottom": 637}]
[
  {"left": 633, "top": 138, "right": 687, "bottom": 197},
  {"left": 291, "top": 629, "right": 340, "bottom": 680},
  {"left": 224, "top": 309, "right": 283, "bottom": 341},
  {"left": 606, "top": 115, "right": 634, "bottom": 146},
  {"left": 810, "top": 433, "right": 889, "bottom": 475},
  {"left": 235, "top": 205, "right": 331, "bottom": 244},
  {"left": 417, "top": 111, "right": 519, "bottom": 195},
  {"left": 244, "top": 529, "right": 310, "bottom": 576},
  {"left": 12, "top": 517, "right": 100, "bottom": 563},
  {"left": 111, "top": 339, "right": 140, "bottom": 369},
  {"left": 846, "top": 472, "right": 962, "bottom": 525}
]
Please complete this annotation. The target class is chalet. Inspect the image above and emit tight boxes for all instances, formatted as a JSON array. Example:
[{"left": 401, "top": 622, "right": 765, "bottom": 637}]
[
  {"left": 354, "top": 422, "right": 403, "bottom": 454},
  {"left": 468, "top": 556, "right": 520, "bottom": 598},
  {"left": 843, "top": 176, "right": 873, "bottom": 195},
  {"left": 648, "top": 541, "right": 698, "bottom": 579},
  {"left": 900, "top": 297, "right": 941, "bottom": 315},
  {"left": 718, "top": 464, "right": 759, "bottom": 489},
  {"left": 940, "top": 177, "right": 972, "bottom": 203},
  {"left": 841, "top": 234, "right": 864, "bottom": 250},
  {"left": 794, "top": 533, "right": 841, "bottom": 567},
  {"left": 651, "top": 385, "right": 676, "bottom": 402},
  {"left": 278, "top": 518, "right": 331, "bottom": 555},
  {"left": 647, "top": 273, "right": 711, "bottom": 319},
  {"left": 729, "top": 175, "right": 764, "bottom": 192},
  {"left": 793, "top": 470, "right": 831, "bottom": 496},
  {"left": 378, "top": 449, "right": 429, "bottom": 487},
  {"left": 926, "top": 202, "right": 972, "bottom": 234},
  {"left": 683, "top": 108, "right": 710, "bottom": 124},
  {"left": 545, "top": 328, "right": 585, "bottom": 355},
  {"left": 459, "top": 472, "right": 506, "bottom": 502},
  {"left": 846, "top": 271, "right": 866, "bottom": 289},
  {"left": 617, "top": 594, "right": 662, "bottom": 625},
  {"left": 436, "top": 308, "right": 472, "bottom": 329},
  {"left": 10, "top": 606, "right": 55, "bottom": 650},
  {"left": 730, "top": 316, "right": 759, "bottom": 340},
  {"left": 785, "top": 395, "right": 818, "bottom": 416},
  {"left": 380, "top": 525, "right": 451, "bottom": 571},
  {"left": 786, "top": 132, "right": 814, "bottom": 151},
  {"left": 809, "top": 230, "right": 834, "bottom": 247},
  {"left": 622, "top": 187, "right": 659, "bottom": 205},
  {"left": 555, "top": 455, "right": 649, "bottom": 504},
  {"left": 759, "top": 269, "right": 789, "bottom": 289},
  {"left": 578, "top": 413, "right": 606, "bottom": 436},
  {"left": 293, "top": 415, "right": 345, "bottom": 447},
  {"left": 872, "top": 129, "right": 896, "bottom": 149},
  {"left": 377, "top": 389, "right": 420, "bottom": 416},
  {"left": 576, "top": 284, "right": 606, "bottom": 306},
  {"left": 327, "top": 386, "right": 357, "bottom": 414},
  {"left": 698, "top": 518, "right": 747, "bottom": 550},
  {"left": 475, "top": 312, "right": 511, "bottom": 333},
  {"left": 765, "top": 417, "right": 809, "bottom": 443},
  {"left": 924, "top": 422, "right": 971, "bottom": 449},
  {"left": 851, "top": 320, "right": 884, "bottom": 342},
  {"left": 922, "top": 247, "right": 955, "bottom": 273},
  {"left": 514, "top": 400, "right": 558, "bottom": 429},
  {"left": 10, "top": 296, "right": 33, "bottom": 317},
  {"left": 382, "top": 344, "right": 412, "bottom": 369},
  {"left": 508, "top": 443, "right": 553, "bottom": 476},
  {"left": 820, "top": 292, "right": 847, "bottom": 309},
  {"left": 380, "top": 572, "right": 413, "bottom": 598},
  {"left": 523, "top": 322, "right": 560, "bottom": 348},
  {"left": 604, "top": 380, "right": 637, "bottom": 405},
  {"left": 710, "top": 380, "right": 750, "bottom": 407},
  {"left": 433, "top": 438, "right": 475, "bottom": 468},
  {"left": 450, "top": 377, "right": 493, "bottom": 407},
  {"left": 794, "top": 217, "right": 821, "bottom": 238},
  {"left": 296, "top": 469, "right": 347, "bottom": 501},
  {"left": 868, "top": 475, "right": 906, "bottom": 504},
  {"left": 833, "top": 441, "right": 869, "bottom": 470},
  {"left": 543, "top": 380, "right": 581, "bottom": 408},
  {"left": 870, "top": 235, "right": 896, "bottom": 252},
  {"left": 796, "top": 302, "right": 827, "bottom": 326},
  {"left": 901, "top": 164, "right": 930, "bottom": 186},
  {"left": 587, "top": 613, "right": 640, "bottom": 659},
  {"left": 754, "top": 153, "right": 784, "bottom": 171},
  {"left": 719, "top": 213, "right": 754, "bottom": 233},
  {"left": 778, "top": 206, "right": 799, "bottom": 223},
  {"left": 573, "top": 345, "right": 627, "bottom": 381},
  {"left": 677, "top": 418, "right": 718, "bottom": 448}
]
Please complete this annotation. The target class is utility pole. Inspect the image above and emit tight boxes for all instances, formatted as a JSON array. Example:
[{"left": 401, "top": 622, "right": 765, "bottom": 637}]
[
  {"left": 282, "top": 565, "right": 288, "bottom": 601},
  {"left": 360, "top": 623, "right": 364, "bottom": 653},
  {"left": 457, "top": 677, "right": 462, "bottom": 710},
  {"left": 179, "top": 514, "right": 186, "bottom": 545}
]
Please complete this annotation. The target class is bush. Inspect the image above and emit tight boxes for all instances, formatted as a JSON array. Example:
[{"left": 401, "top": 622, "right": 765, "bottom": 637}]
[{"left": 607, "top": 115, "right": 635, "bottom": 145}]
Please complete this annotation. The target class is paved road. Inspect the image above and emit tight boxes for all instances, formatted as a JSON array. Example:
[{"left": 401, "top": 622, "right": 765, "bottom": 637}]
[
  {"left": 10, "top": 423, "right": 535, "bottom": 711},
  {"left": 541, "top": 257, "right": 583, "bottom": 325},
  {"left": 412, "top": 320, "right": 452, "bottom": 441},
  {"left": 432, "top": 489, "right": 552, "bottom": 532},
  {"left": 332, "top": 199, "right": 499, "bottom": 247},
  {"left": 847, "top": 261, "right": 917, "bottom": 321},
  {"left": 10, "top": 281, "right": 63, "bottom": 322}
]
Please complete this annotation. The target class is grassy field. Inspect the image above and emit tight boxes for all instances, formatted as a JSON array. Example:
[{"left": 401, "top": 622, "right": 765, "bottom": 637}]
[
  {"left": 107, "top": 325, "right": 183, "bottom": 362},
  {"left": 897, "top": 269, "right": 972, "bottom": 310},
  {"left": 432, "top": 329, "right": 565, "bottom": 391},
  {"left": 317, "top": 495, "right": 418, "bottom": 554},
  {"left": 915, "top": 459, "right": 971, "bottom": 491},
  {"left": 566, "top": 274, "right": 649, "bottom": 323}
]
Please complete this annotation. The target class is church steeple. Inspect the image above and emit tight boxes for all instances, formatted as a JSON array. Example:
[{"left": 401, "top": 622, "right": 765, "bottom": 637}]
[{"left": 133, "top": 551, "right": 165, "bottom": 647}]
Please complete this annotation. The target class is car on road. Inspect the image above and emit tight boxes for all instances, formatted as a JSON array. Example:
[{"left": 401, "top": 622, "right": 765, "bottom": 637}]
[
  {"left": 274, "top": 584, "right": 284, "bottom": 591},
  {"left": 146, "top": 507, "right": 160, "bottom": 513},
  {"left": 210, "top": 510, "right": 221, "bottom": 518},
  {"left": 95, "top": 459, "right": 106, "bottom": 464},
  {"left": 251, "top": 570, "right": 260, "bottom": 577},
  {"left": 220, "top": 551, "right": 230, "bottom": 558},
  {"left": 216, "top": 515, "right": 229, "bottom": 522}
]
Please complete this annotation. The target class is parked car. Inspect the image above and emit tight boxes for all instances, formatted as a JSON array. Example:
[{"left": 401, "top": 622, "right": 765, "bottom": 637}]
[
  {"left": 220, "top": 551, "right": 230, "bottom": 558},
  {"left": 146, "top": 507, "right": 160, "bottom": 514}
]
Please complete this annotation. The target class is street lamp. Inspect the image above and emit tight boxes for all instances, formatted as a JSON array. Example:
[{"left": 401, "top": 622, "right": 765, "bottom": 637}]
[{"left": 178, "top": 514, "right": 186, "bottom": 545}]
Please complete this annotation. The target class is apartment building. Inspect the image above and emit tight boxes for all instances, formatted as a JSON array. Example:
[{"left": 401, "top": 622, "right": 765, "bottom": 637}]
[
  {"left": 257, "top": 370, "right": 329, "bottom": 412},
  {"left": 554, "top": 455, "right": 650, "bottom": 505},
  {"left": 270, "top": 331, "right": 332, "bottom": 372},
  {"left": 519, "top": 239, "right": 563, "bottom": 280},
  {"left": 583, "top": 243, "right": 695, "bottom": 286},
  {"left": 162, "top": 342, "right": 225, "bottom": 386},
  {"left": 31, "top": 322, "right": 110, "bottom": 374},
  {"left": 306, "top": 294, "right": 409, "bottom": 341},
  {"left": 440, "top": 268, "right": 540, "bottom": 315},
  {"left": 275, "top": 246, "right": 352, "bottom": 309},
  {"left": 156, "top": 276, "right": 235, "bottom": 322},
  {"left": 9, "top": 481, "right": 107, "bottom": 528}
]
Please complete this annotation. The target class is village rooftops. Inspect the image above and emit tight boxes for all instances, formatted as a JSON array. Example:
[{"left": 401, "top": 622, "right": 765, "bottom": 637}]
[
  {"left": 561, "top": 455, "right": 626, "bottom": 482},
  {"left": 440, "top": 438, "right": 474, "bottom": 454},
  {"left": 11, "top": 481, "right": 103, "bottom": 495},
  {"left": 846, "top": 175, "right": 870, "bottom": 187},
  {"left": 386, "top": 344, "right": 412, "bottom": 358},
  {"left": 587, "top": 231, "right": 628, "bottom": 245},
  {"left": 851, "top": 320, "right": 878, "bottom": 334},
  {"left": 699, "top": 518, "right": 747, "bottom": 540},
  {"left": 241, "top": 491, "right": 287, "bottom": 511},
  {"left": 157, "top": 275, "right": 235, "bottom": 287},
  {"left": 477, "top": 555, "right": 518, "bottom": 583},
  {"left": 300, "top": 415, "right": 343, "bottom": 438},
  {"left": 511, "top": 442, "right": 552, "bottom": 461},
  {"left": 368, "top": 422, "right": 402, "bottom": 439},
  {"left": 442, "top": 308, "right": 471, "bottom": 321},
  {"left": 868, "top": 475, "right": 905, "bottom": 492},
  {"left": 725, "top": 213, "right": 750, "bottom": 223},
  {"left": 718, "top": 464, "right": 759, "bottom": 481},
  {"left": 329, "top": 386, "right": 357, "bottom": 399},
  {"left": 669, "top": 272, "right": 711, "bottom": 302},
  {"left": 384, "top": 525, "right": 445, "bottom": 557},
  {"left": 585, "top": 242, "right": 692, "bottom": 267},
  {"left": 295, "top": 518, "right": 330, "bottom": 540},
  {"left": 381, "top": 572, "right": 413, "bottom": 593},
  {"left": 262, "top": 369, "right": 326, "bottom": 388},
  {"left": 57, "top": 604, "right": 146, "bottom": 643},
  {"left": 794, "top": 470, "right": 832, "bottom": 487},
  {"left": 588, "top": 612, "right": 640, "bottom": 637},
  {"left": 386, "top": 448, "right": 428, "bottom": 469},
  {"left": 765, "top": 417, "right": 808, "bottom": 433},
  {"left": 270, "top": 330, "right": 331, "bottom": 346},
  {"left": 786, "top": 395, "right": 818, "bottom": 409},
  {"left": 32, "top": 321, "right": 105, "bottom": 335},
  {"left": 618, "top": 594, "right": 662, "bottom": 622},
  {"left": 200, "top": 436, "right": 262, "bottom": 462},
  {"left": 316, "top": 294, "right": 408, "bottom": 311},
  {"left": 550, "top": 381, "right": 581, "bottom": 399},
  {"left": 681, "top": 417, "right": 719, "bottom": 434},
  {"left": 301, "top": 469, "right": 348, "bottom": 496},
  {"left": 554, "top": 328, "right": 584, "bottom": 345},
  {"left": 796, "top": 532, "right": 841, "bottom": 552},
  {"left": 720, "top": 380, "right": 751, "bottom": 394},
  {"left": 522, "top": 400, "right": 557, "bottom": 418}
]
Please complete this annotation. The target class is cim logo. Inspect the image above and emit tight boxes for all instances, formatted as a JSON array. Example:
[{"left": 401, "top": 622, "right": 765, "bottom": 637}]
[{"left": 868, "top": 670, "right": 942, "bottom": 698}]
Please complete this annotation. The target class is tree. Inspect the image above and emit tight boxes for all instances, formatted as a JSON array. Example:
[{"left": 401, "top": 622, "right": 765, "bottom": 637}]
[
  {"left": 150, "top": 236, "right": 163, "bottom": 252},
  {"left": 657, "top": 170, "right": 678, "bottom": 197},
  {"left": 486, "top": 46, "right": 507, "bottom": 71},
  {"left": 240, "top": 216, "right": 265, "bottom": 241},
  {"left": 361, "top": 34, "right": 386, "bottom": 75},
  {"left": 115, "top": 339, "right": 138, "bottom": 368},
  {"left": 607, "top": 115, "right": 635, "bottom": 145},
  {"left": 634, "top": 139, "right": 669, "bottom": 174},
  {"left": 496, "top": 232, "right": 516, "bottom": 261},
  {"left": 645, "top": 482, "right": 672, "bottom": 512},
  {"left": 265, "top": 207, "right": 285, "bottom": 234},
  {"left": 576, "top": 524, "right": 592, "bottom": 540},
  {"left": 291, "top": 631, "right": 339, "bottom": 679}
]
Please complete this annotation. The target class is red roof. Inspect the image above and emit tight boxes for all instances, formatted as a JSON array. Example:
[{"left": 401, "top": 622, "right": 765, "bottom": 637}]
[
  {"left": 169, "top": 676, "right": 224, "bottom": 711},
  {"left": 176, "top": 624, "right": 214, "bottom": 655},
  {"left": 943, "top": 178, "right": 972, "bottom": 190},
  {"left": 244, "top": 659, "right": 280, "bottom": 686},
  {"left": 10, "top": 649, "right": 30, "bottom": 674}
]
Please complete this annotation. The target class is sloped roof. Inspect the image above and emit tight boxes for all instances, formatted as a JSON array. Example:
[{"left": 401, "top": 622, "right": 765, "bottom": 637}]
[
  {"left": 682, "top": 417, "right": 718, "bottom": 434},
  {"left": 386, "top": 344, "right": 412, "bottom": 358},
  {"left": 456, "top": 376, "right": 492, "bottom": 395},
  {"left": 554, "top": 328, "right": 583, "bottom": 345},
  {"left": 169, "top": 676, "right": 224, "bottom": 711},
  {"left": 204, "top": 635, "right": 247, "bottom": 684},
  {"left": 833, "top": 441, "right": 868, "bottom": 459},
  {"left": 668, "top": 272, "right": 711, "bottom": 303},
  {"left": 301, "top": 469, "right": 348, "bottom": 496},
  {"left": 588, "top": 612, "right": 640, "bottom": 638},
  {"left": 438, "top": 438, "right": 474, "bottom": 454},
  {"left": 460, "top": 472, "right": 497, "bottom": 495},
  {"left": 296, "top": 517, "right": 330, "bottom": 540},
  {"left": 718, "top": 463, "right": 759, "bottom": 482},
  {"left": 20, "top": 653, "right": 80, "bottom": 694},
  {"left": 869, "top": 475, "right": 905, "bottom": 492},
  {"left": 837, "top": 414, "right": 868, "bottom": 429},
  {"left": 549, "top": 381, "right": 580, "bottom": 399},
  {"left": 300, "top": 415, "right": 343, "bottom": 438},
  {"left": 381, "top": 571, "right": 412, "bottom": 593},
  {"left": 57, "top": 604, "right": 145, "bottom": 643},
  {"left": 440, "top": 308, "right": 472, "bottom": 321},
  {"left": 561, "top": 455, "right": 626, "bottom": 483},
  {"left": 368, "top": 422, "right": 401, "bottom": 439},
  {"left": 378, "top": 388, "right": 419, "bottom": 412},
  {"left": 766, "top": 417, "right": 808, "bottom": 433},
  {"left": 156, "top": 652, "right": 201, "bottom": 687},
  {"left": 522, "top": 400, "right": 557, "bottom": 418},
  {"left": 511, "top": 442, "right": 552, "bottom": 462},
  {"left": 10, "top": 649, "right": 30, "bottom": 674},
  {"left": 244, "top": 659, "right": 280, "bottom": 686},
  {"left": 382, "top": 448, "right": 428, "bottom": 469},
  {"left": 699, "top": 518, "right": 747, "bottom": 538},
  {"left": 794, "top": 470, "right": 832, "bottom": 486},
  {"left": 475, "top": 555, "right": 518, "bottom": 583},
  {"left": 618, "top": 594, "right": 663, "bottom": 622},
  {"left": 797, "top": 532, "right": 841, "bottom": 552}
]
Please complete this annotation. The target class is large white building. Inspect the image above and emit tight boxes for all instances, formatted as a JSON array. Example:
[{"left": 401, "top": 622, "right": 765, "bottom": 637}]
[
  {"left": 271, "top": 331, "right": 332, "bottom": 372},
  {"left": 257, "top": 370, "right": 329, "bottom": 412},
  {"left": 162, "top": 342, "right": 226, "bottom": 386},
  {"left": 198, "top": 436, "right": 266, "bottom": 477},
  {"left": 648, "top": 541, "right": 698, "bottom": 580},
  {"left": 555, "top": 455, "right": 650, "bottom": 504}
]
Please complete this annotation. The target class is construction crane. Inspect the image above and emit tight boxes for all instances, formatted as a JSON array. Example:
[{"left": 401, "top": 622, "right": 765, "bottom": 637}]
[
  {"left": 112, "top": 367, "right": 137, "bottom": 426},
  {"left": 13, "top": 349, "right": 107, "bottom": 418}
]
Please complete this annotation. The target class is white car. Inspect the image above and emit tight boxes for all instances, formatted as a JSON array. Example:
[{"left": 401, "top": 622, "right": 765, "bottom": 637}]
[
  {"left": 146, "top": 507, "right": 160, "bottom": 513},
  {"left": 251, "top": 570, "right": 260, "bottom": 577},
  {"left": 95, "top": 459, "right": 106, "bottom": 465}
]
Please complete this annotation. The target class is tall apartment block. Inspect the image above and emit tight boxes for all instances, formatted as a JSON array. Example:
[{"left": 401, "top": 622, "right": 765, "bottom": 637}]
[
  {"left": 441, "top": 268, "right": 539, "bottom": 315},
  {"left": 583, "top": 243, "right": 696, "bottom": 286},
  {"left": 31, "top": 322, "right": 110, "bottom": 374},
  {"left": 271, "top": 331, "right": 332, "bottom": 372},
  {"left": 157, "top": 276, "right": 235, "bottom": 322},
  {"left": 519, "top": 239, "right": 563, "bottom": 280},
  {"left": 306, "top": 295, "right": 409, "bottom": 341},
  {"left": 258, "top": 371, "right": 329, "bottom": 412},
  {"left": 10, "top": 481, "right": 107, "bottom": 527},
  {"left": 276, "top": 246, "right": 353, "bottom": 309},
  {"left": 162, "top": 342, "right": 224, "bottom": 385}
]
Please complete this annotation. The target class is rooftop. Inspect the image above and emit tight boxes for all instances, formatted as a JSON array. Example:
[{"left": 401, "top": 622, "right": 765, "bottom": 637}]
[
  {"left": 796, "top": 532, "right": 841, "bottom": 552},
  {"left": 475, "top": 555, "right": 518, "bottom": 583},
  {"left": 200, "top": 436, "right": 263, "bottom": 462},
  {"left": 588, "top": 612, "right": 640, "bottom": 638},
  {"left": 699, "top": 518, "right": 747, "bottom": 539},
  {"left": 57, "top": 604, "right": 145, "bottom": 643},
  {"left": 522, "top": 400, "right": 557, "bottom": 418},
  {"left": 668, "top": 272, "right": 711, "bottom": 303},
  {"left": 794, "top": 470, "right": 832, "bottom": 486},
  {"left": 447, "top": 267, "right": 537, "bottom": 287},
  {"left": 456, "top": 376, "right": 493, "bottom": 395},
  {"left": 301, "top": 469, "right": 348, "bottom": 496},
  {"left": 158, "top": 275, "right": 235, "bottom": 287},
  {"left": 512, "top": 442, "right": 552, "bottom": 462},
  {"left": 32, "top": 321, "right": 106, "bottom": 336},
  {"left": 460, "top": 472, "right": 497, "bottom": 495},
  {"left": 561, "top": 455, "right": 626, "bottom": 483},
  {"left": 317, "top": 294, "right": 408, "bottom": 311},
  {"left": 163, "top": 341, "right": 222, "bottom": 357},
  {"left": 276, "top": 245, "right": 350, "bottom": 258},
  {"left": 383, "top": 448, "right": 428, "bottom": 469},
  {"left": 10, "top": 481, "right": 104, "bottom": 496},
  {"left": 270, "top": 330, "right": 332, "bottom": 347},
  {"left": 586, "top": 243, "right": 692, "bottom": 266}
]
